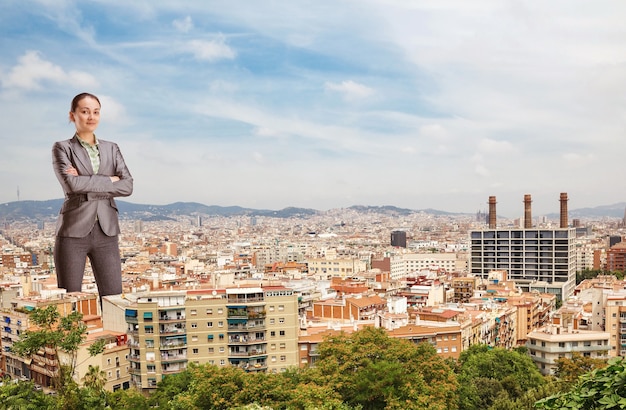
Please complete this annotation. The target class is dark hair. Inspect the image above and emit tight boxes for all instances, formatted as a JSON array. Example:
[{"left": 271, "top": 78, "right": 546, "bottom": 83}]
[{"left": 70, "top": 92, "right": 101, "bottom": 112}]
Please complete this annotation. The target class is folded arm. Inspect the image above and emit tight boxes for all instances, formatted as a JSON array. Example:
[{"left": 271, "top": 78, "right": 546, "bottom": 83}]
[{"left": 52, "top": 141, "right": 133, "bottom": 198}]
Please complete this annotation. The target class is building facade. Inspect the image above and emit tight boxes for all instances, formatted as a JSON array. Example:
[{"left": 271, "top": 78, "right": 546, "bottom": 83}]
[
  {"left": 126, "top": 286, "right": 299, "bottom": 393},
  {"left": 470, "top": 227, "right": 577, "bottom": 300}
]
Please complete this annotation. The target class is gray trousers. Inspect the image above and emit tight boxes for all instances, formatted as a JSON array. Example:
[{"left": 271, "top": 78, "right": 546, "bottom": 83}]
[{"left": 54, "top": 221, "right": 122, "bottom": 297}]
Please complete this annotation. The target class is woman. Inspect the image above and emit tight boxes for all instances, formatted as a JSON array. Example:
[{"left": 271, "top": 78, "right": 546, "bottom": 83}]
[{"left": 52, "top": 92, "right": 133, "bottom": 297}]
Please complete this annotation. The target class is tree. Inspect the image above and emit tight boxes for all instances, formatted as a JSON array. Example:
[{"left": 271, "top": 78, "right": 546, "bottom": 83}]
[
  {"left": 456, "top": 344, "right": 545, "bottom": 410},
  {"left": 554, "top": 351, "right": 607, "bottom": 388},
  {"left": 536, "top": 356, "right": 625, "bottom": 409},
  {"left": 0, "top": 378, "right": 57, "bottom": 409},
  {"left": 82, "top": 365, "right": 107, "bottom": 392},
  {"left": 11, "top": 305, "right": 105, "bottom": 403},
  {"left": 314, "top": 326, "right": 458, "bottom": 410}
]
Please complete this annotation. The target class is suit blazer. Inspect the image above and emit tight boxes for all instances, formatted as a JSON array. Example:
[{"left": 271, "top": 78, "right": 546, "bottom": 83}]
[{"left": 52, "top": 136, "right": 133, "bottom": 238}]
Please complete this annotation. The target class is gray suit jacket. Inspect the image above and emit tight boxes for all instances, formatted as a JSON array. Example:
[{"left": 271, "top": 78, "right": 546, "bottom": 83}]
[{"left": 52, "top": 136, "right": 133, "bottom": 238}]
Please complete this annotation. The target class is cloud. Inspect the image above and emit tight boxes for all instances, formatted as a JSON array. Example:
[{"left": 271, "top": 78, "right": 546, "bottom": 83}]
[
  {"left": 173, "top": 16, "right": 194, "bottom": 33},
  {"left": 478, "top": 138, "right": 515, "bottom": 154},
  {"left": 185, "top": 37, "right": 236, "bottom": 61},
  {"left": 324, "top": 80, "right": 374, "bottom": 101},
  {"left": 1, "top": 51, "right": 98, "bottom": 90}
]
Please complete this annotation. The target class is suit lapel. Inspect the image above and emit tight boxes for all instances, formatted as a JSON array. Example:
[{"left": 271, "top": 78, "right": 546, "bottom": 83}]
[
  {"left": 98, "top": 141, "right": 110, "bottom": 174},
  {"left": 70, "top": 136, "right": 94, "bottom": 175}
]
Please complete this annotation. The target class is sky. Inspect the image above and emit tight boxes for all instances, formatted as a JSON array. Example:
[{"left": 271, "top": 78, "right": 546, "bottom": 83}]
[{"left": 0, "top": 0, "right": 624, "bottom": 218}]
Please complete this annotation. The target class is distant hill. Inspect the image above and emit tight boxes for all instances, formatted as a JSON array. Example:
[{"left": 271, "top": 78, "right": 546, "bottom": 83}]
[
  {"left": 0, "top": 200, "right": 320, "bottom": 221},
  {"left": 0, "top": 200, "right": 623, "bottom": 221},
  {"left": 545, "top": 202, "right": 626, "bottom": 220}
]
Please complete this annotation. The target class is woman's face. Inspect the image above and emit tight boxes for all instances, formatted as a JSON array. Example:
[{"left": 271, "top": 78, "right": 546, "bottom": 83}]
[{"left": 70, "top": 96, "right": 100, "bottom": 134}]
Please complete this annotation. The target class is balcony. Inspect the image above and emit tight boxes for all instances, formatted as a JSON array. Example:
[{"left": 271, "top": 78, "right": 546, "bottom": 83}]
[
  {"left": 158, "top": 315, "right": 186, "bottom": 323},
  {"left": 229, "top": 349, "right": 267, "bottom": 358},
  {"left": 160, "top": 354, "right": 187, "bottom": 363},
  {"left": 159, "top": 326, "right": 186, "bottom": 335},
  {"left": 129, "top": 367, "right": 142, "bottom": 376},
  {"left": 227, "top": 322, "right": 266, "bottom": 332},
  {"left": 228, "top": 336, "right": 266, "bottom": 345},
  {"left": 160, "top": 342, "right": 187, "bottom": 350}
]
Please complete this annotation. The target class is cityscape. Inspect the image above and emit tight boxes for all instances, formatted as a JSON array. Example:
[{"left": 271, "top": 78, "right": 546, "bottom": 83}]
[{"left": 1, "top": 191, "right": 626, "bottom": 396}]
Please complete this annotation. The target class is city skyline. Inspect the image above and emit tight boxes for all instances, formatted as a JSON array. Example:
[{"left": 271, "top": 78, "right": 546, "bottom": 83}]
[{"left": 1, "top": 1, "right": 625, "bottom": 217}]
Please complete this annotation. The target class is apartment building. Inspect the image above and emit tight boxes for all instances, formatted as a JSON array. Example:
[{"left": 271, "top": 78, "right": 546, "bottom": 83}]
[
  {"left": 526, "top": 326, "right": 610, "bottom": 375},
  {"left": 390, "top": 253, "right": 463, "bottom": 280},
  {"left": 306, "top": 257, "right": 367, "bottom": 279},
  {"left": 470, "top": 194, "right": 577, "bottom": 301},
  {"left": 1, "top": 292, "right": 130, "bottom": 392},
  {"left": 606, "top": 242, "right": 626, "bottom": 272},
  {"left": 125, "top": 285, "right": 299, "bottom": 393}
]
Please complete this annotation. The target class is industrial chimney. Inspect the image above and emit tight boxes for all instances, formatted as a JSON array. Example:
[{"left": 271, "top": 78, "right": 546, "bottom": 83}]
[
  {"left": 524, "top": 194, "right": 532, "bottom": 228},
  {"left": 488, "top": 196, "right": 497, "bottom": 229},
  {"left": 560, "top": 192, "right": 568, "bottom": 228}
]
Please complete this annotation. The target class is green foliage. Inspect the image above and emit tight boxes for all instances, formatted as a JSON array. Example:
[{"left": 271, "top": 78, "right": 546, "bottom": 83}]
[
  {"left": 576, "top": 269, "right": 623, "bottom": 284},
  {"left": 11, "top": 305, "right": 88, "bottom": 393},
  {"left": 0, "top": 378, "right": 57, "bottom": 409},
  {"left": 315, "top": 327, "right": 458, "bottom": 410},
  {"left": 536, "top": 356, "right": 626, "bottom": 410},
  {"left": 554, "top": 351, "right": 608, "bottom": 389},
  {"left": 456, "top": 344, "right": 545, "bottom": 410},
  {"left": 132, "top": 327, "right": 456, "bottom": 409}
]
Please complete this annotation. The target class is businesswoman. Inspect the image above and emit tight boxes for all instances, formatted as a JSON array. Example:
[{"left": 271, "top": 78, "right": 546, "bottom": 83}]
[{"left": 52, "top": 92, "right": 133, "bottom": 297}]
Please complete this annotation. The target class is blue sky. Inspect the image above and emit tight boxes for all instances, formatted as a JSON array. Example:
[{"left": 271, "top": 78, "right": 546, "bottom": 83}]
[{"left": 0, "top": 0, "right": 624, "bottom": 217}]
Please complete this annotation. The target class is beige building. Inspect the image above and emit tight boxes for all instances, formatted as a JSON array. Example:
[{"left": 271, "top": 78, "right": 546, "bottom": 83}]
[
  {"left": 1, "top": 292, "right": 130, "bottom": 392},
  {"left": 306, "top": 257, "right": 367, "bottom": 279},
  {"left": 390, "top": 253, "right": 464, "bottom": 280},
  {"left": 126, "top": 285, "right": 299, "bottom": 393},
  {"left": 526, "top": 326, "right": 610, "bottom": 375}
]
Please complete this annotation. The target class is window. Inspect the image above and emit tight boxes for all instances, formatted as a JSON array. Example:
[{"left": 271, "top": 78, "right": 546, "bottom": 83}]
[
  {"left": 269, "top": 306, "right": 275, "bottom": 312},
  {"left": 279, "top": 318, "right": 285, "bottom": 323},
  {"left": 271, "top": 344, "right": 276, "bottom": 350},
  {"left": 218, "top": 309, "right": 223, "bottom": 314},
  {"left": 279, "top": 305, "right": 285, "bottom": 311},
  {"left": 219, "top": 347, "right": 225, "bottom": 353},
  {"left": 280, "top": 343, "right": 286, "bottom": 349},
  {"left": 220, "top": 360, "right": 225, "bottom": 366},
  {"left": 269, "top": 319, "right": 275, "bottom": 325},
  {"left": 208, "top": 348, "right": 214, "bottom": 353},
  {"left": 191, "top": 323, "right": 197, "bottom": 328},
  {"left": 190, "top": 309, "right": 197, "bottom": 316},
  {"left": 218, "top": 321, "right": 224, "bottom": 327},
  {"left": 208, "top": 322, "right": 213, "bottom": 328},
  {"left": 207, "top": 309, "right": 213, "bottom": 315},
  {"left": 219, "top": 334, "right": 225, "bottom": 340},
  {"left": 193, "top": 348, "right": 199, "bottom": 354},
  {"left": 279, "top": 330, "right": 285, "bottom": 336},
  {"left": 145, "top": 326, "right": 154, "bottom": 334},
  {"left": 192, "top": 336, "right": 198, "bottom": 342},
  {"left": 280, "top": 355, "right": 286, "bottom": 361},
  {"left": 270, "top": 331, "right": 276, "bottom": 337}
]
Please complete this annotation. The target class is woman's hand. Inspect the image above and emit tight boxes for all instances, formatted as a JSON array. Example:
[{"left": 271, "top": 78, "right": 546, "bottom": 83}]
[
  {"left": 110, "top": 176, "right": 120, "bottom": 182},
  {"left": 65, "top": 166, "right": 78, "bottom": 176}
]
